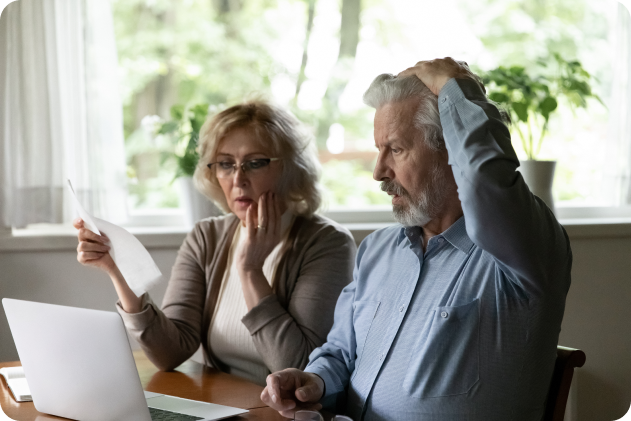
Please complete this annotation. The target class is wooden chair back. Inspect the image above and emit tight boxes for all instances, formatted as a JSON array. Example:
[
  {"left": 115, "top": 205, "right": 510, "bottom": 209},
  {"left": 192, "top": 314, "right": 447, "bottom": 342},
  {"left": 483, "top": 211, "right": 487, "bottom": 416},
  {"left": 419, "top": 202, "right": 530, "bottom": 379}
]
[{"left": 544, "top": 346, "right": 586, "bottom": 421}]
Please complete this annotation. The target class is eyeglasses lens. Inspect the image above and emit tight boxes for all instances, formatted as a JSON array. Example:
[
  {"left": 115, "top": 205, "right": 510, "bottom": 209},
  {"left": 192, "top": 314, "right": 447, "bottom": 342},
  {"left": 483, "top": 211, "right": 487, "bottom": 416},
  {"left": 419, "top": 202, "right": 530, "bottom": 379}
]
[{"left": 214, "top": 159, "right": 271, "bottom": 179}]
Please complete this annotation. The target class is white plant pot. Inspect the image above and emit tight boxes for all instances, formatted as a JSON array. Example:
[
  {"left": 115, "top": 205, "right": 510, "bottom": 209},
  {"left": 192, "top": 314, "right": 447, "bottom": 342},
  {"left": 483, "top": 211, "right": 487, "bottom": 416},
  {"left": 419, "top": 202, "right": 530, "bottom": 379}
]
[
  {"left": 518, "top": 160, "right": 556, "bottom": 213},
  {"left": 177, "top": 177, "right": 223, "bottom": 228}
]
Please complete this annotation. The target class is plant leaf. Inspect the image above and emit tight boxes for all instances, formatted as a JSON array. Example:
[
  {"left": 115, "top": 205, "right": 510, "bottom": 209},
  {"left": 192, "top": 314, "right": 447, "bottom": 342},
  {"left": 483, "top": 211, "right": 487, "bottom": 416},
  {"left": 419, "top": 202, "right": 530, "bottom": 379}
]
[
  {"left": 512, "top": 102, "right": 529, "bottom": 122},
  {"left": 539, "top": 96, "right": 558, "bottom": 120},
  {"left": 158, "top": 121, "right": 179, "bottom": 135},
  {"left": 489, "top": 92, "right": 510, "bottom": 104},
  {"left": 177, "top": 153, "right": 198, "bottom": 177},
  {"left": 170, "top": 104, "right": 185, "bottom": 121},
  {"left": 189, "top": 103, "right": 209, "bottom": 135}
]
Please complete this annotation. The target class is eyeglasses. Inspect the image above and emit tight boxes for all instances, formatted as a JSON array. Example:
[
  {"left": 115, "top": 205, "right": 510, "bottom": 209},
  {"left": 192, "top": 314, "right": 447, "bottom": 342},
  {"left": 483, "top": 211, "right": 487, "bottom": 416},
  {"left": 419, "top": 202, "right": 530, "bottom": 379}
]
[{"left": 207, "top": 157, "right": 280, "bottom": 179}]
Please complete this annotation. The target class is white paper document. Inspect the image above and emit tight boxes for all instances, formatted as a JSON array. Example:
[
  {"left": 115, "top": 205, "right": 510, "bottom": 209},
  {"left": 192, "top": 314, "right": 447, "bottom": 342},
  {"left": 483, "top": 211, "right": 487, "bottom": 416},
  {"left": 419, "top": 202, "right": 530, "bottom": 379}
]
[
  {"left": 67, "top": 180, "right": 101, "bottom": 235},
  {"left": 67, "top": 180, "right": 162, "bottom": 297}
]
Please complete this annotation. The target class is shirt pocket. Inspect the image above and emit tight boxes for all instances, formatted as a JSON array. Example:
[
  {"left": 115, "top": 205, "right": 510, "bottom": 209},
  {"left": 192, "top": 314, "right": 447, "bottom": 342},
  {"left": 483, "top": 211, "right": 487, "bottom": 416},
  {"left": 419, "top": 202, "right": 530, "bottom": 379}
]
[
  {"left": 402, "top": 298, "right": 480, "bottom": 398},
  {"left": 351, "top": 300, "right": 380, "bottom": 378}
]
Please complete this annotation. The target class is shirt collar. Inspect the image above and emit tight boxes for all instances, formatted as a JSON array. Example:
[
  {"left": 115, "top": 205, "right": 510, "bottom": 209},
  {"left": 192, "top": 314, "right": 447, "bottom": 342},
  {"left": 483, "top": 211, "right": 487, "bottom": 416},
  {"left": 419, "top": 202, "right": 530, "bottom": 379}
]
[
  {"left": 397, "top": 216, "right": 473, "bottom": 254},
  {"left": 441, "top": 217, "right": 474, "bottom": 254},
  {"left": 401, "top": 225, "right": 422, "bottom": 245}
]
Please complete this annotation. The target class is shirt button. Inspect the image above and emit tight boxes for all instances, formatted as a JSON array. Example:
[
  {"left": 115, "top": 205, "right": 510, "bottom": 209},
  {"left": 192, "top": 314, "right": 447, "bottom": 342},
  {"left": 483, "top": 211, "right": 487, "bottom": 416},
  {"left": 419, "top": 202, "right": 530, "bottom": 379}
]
[
  {"left": 438, "top": 238, "right": 444, "bottom": 243},
  {"left": 399, "top": 306, "right": 404, "bottom": 312},
  {"left": 441, "top": 96, "right": 447, "bottom": 103},
  {"left": 379, "top": 353, "right": 384, "bottom": 360},
  {"left": 441, "top": 311, "right": 449, "bottom": 318}
]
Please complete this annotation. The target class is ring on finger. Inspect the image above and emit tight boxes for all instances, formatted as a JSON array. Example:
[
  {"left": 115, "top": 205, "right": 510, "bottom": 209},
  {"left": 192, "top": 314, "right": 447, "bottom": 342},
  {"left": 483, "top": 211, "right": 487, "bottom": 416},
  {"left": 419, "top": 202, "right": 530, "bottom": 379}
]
[{"left": 258, "top": 225, "right": 267, "bottom": 231}]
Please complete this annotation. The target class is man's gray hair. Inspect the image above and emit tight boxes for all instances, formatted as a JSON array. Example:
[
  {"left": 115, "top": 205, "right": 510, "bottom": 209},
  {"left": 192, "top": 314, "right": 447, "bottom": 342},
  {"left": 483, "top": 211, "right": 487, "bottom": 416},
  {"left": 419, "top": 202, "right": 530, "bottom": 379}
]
[{"left": 363, "top": 74, "right": 444, "bottom": 151}]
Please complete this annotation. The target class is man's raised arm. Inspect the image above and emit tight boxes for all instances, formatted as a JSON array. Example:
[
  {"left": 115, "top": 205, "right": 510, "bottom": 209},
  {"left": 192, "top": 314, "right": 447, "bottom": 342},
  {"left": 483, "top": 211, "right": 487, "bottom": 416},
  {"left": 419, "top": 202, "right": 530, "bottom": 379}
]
[{"left": 400, "top": 58, "right": 572, "bottom": 297}]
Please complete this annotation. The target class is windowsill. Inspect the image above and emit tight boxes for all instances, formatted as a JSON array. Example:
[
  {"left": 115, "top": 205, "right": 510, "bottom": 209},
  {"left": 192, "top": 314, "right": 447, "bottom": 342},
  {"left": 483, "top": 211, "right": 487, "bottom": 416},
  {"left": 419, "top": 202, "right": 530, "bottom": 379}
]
[{"left": 1, "top": 218, "right": 631, "bottom": 252}]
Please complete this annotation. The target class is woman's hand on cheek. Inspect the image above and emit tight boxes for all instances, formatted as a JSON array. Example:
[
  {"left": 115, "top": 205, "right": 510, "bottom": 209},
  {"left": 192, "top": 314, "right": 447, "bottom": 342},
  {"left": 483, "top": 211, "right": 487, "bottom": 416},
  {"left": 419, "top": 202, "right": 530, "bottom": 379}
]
[{"left": 236, "top": 191, "right": 282, "bottom": 275}]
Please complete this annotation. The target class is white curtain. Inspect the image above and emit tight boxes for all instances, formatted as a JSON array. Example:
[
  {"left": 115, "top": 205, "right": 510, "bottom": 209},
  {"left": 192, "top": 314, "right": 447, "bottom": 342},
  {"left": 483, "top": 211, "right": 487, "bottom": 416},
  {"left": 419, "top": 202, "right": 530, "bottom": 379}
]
[
  {"left": 604, "top": 2, "right": 631, "bottom": 205},
  {"left": 0, "top": 0, "right": 127, "bottom": 228}
]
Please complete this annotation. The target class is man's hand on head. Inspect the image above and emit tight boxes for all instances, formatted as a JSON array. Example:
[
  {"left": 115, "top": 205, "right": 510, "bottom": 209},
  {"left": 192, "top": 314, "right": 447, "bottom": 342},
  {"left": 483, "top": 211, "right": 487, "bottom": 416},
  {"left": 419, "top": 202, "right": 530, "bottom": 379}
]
[
  {"left": 261, "top": 368, "right": 324, "bottom": 418},
  {"left": 398, "top": 57, "right": 477, "bottom": 96}
]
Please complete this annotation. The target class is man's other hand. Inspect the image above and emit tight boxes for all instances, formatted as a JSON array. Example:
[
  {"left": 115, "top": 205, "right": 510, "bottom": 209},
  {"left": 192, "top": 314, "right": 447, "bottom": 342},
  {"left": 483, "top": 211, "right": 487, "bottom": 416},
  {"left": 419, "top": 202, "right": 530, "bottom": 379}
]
[
  {"left": 398, "top": 57, "right": 478, "bottom": 96},
  {"left": 261, "top": 368, "right": 324, "bottom": 418}
]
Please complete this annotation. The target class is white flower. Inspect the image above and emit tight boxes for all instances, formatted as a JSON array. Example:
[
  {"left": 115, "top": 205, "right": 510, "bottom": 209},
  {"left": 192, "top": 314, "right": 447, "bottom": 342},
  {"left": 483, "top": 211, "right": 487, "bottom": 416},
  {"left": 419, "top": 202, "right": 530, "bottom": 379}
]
[{"left": 140, "top": 115, "right": 163, "bottom": 145}]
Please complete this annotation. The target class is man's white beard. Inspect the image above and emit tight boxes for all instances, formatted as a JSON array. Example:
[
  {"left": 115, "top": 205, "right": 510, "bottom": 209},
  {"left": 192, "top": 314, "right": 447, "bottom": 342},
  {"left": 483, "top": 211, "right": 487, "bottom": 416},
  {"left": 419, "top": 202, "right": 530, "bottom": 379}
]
[
  {"left": 393, "top": 197, "right": 433, "bottom": 227},
  {"left": 382, "top": 163, "right": 450, "bottom": 228}
]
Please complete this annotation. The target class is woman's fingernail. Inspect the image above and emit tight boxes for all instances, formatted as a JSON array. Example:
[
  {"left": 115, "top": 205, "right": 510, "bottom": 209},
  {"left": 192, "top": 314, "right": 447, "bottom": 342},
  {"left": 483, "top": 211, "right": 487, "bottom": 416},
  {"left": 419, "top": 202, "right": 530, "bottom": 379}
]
[
  {"left": 297, "top": 389, "right": 306, "bottom": 399},
  {"left": 271, "top": 394, "right": 277, "bottom": 403}
]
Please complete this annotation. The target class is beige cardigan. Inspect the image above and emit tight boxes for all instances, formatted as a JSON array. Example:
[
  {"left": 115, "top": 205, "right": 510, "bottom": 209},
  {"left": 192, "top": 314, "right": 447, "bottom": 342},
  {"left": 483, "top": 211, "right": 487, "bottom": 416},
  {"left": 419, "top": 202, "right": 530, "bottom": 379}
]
[{"left": 118, "top": 213, "right": 356, "bottom": 375}]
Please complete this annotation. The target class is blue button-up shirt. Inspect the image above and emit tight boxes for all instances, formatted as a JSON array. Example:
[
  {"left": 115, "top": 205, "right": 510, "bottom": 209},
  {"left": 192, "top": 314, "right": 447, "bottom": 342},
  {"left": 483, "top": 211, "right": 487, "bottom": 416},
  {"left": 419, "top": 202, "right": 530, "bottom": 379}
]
[{"left": 305, "top": 78, "right": 572, "bottom": 421}]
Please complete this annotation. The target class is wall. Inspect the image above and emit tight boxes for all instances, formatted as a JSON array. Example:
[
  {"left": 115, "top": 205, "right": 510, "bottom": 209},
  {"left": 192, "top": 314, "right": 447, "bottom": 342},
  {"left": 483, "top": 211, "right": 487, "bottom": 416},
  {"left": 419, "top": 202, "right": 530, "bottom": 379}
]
[
  {"left": 559, "top": 236, "right": 631, "bottom": 421},
  {"left": 1, "top": 227, "right": 630, "bottom": 421},
  {"left": 0, "top": 248, "right": 174, "bottom": 360}
]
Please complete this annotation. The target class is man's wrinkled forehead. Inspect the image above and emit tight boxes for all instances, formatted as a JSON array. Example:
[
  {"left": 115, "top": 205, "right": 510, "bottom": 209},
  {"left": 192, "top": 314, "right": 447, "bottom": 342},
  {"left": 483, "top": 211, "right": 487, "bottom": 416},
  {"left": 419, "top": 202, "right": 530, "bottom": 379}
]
[{"left": 374, "top": 99, "right": 420, "bottom": 145}]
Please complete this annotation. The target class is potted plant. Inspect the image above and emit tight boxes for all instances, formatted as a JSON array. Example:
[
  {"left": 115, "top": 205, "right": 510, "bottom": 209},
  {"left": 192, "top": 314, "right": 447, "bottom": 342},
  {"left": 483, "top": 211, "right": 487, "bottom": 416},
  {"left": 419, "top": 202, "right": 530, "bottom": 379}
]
[
  {"left": 158, "top": 103, "right": 222, "bottom": 227},
  {"left": 482, "top": 54, "right": 602, "bottom": 212}
]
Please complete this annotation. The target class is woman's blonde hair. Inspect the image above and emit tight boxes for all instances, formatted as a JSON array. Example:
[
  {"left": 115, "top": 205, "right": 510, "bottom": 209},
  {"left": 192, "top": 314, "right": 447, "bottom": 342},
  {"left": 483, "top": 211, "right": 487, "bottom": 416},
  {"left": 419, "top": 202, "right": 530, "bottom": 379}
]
[{"left": 194, "top": 100, "right": 322, "bottom": 216}]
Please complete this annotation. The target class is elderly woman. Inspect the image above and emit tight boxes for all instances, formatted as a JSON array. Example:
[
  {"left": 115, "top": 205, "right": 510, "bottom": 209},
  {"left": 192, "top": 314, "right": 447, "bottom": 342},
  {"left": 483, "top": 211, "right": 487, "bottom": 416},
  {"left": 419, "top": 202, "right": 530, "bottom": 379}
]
[{"left": 74, "top": 101, "right": 356, "bottom": 385}]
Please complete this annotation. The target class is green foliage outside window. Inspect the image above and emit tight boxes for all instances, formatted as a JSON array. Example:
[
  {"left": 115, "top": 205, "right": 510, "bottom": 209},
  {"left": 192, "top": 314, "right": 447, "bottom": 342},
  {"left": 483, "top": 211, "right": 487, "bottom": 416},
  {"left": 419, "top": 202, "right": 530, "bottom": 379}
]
[
  {"left": 158, "top": 103, "right": 210, "bottom": 179},
  {"left": 482, "top": 54, "right": 603, "bottom": 160},
  {"left": 482, "top": 54, "right": 602, "bottom": 159},
  {"left": 321, "top": 159, "right": 391, "bottom": 207},
  {"left": 113, "top": 0, "right": 613, "bottom": 208}
]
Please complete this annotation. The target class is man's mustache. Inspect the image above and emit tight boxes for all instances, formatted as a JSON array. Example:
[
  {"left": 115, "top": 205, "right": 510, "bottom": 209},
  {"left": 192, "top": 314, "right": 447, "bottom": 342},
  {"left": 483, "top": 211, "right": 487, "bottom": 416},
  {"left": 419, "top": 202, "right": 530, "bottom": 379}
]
[{"left": 380, "top": 180, "right": 409, "bottom": 197}]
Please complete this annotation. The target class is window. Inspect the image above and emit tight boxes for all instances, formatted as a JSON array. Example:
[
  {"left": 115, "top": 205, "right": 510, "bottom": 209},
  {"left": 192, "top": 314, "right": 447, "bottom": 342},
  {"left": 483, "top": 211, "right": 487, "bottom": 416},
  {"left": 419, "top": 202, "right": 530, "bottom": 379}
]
[{"left": 113, "top": 0, "right": 631, "bottom": 223}]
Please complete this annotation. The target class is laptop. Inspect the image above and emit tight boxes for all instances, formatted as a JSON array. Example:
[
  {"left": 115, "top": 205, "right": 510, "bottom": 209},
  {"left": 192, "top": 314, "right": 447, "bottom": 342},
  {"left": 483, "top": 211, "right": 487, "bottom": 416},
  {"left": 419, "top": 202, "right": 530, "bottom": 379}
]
[{"left": 2, "top": 298, "right": 248, "bottom": 421}]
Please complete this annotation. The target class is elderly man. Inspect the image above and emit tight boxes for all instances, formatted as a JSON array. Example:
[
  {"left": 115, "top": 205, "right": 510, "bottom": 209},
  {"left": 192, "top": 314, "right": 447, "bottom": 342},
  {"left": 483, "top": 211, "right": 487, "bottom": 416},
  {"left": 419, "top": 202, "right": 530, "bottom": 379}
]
[{"left": 261, "top": 58, "right": 572, "bottom": 421}]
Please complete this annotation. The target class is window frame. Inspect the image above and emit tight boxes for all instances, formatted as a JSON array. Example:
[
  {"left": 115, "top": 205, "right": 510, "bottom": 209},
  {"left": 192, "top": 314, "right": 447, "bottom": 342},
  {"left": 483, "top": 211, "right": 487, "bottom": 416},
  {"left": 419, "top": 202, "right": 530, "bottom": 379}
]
[{"left": 121, "top": 204, "right": 631, "bottom": 229}]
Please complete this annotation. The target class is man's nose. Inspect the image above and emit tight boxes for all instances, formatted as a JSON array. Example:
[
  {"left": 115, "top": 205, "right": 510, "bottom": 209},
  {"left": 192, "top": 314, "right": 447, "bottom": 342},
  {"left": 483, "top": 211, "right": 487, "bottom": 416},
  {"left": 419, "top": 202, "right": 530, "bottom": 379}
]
[{"left": 373, "top": 152, "right": 393, "bottom": 181}]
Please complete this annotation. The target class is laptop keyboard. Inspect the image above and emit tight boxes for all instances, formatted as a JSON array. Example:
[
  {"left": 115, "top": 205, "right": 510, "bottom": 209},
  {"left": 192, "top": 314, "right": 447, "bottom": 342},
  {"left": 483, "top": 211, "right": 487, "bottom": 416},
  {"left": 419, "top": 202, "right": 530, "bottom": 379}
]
[{"left": 149, "top": 407, "right": 205, "bottom": 421}]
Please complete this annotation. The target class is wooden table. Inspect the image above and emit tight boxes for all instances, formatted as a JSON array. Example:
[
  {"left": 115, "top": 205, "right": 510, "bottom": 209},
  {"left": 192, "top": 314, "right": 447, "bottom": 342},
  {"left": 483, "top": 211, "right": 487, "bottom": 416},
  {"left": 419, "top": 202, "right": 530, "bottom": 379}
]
[{"left": 1, "top": 351, "right": 286, "bottom": 420}]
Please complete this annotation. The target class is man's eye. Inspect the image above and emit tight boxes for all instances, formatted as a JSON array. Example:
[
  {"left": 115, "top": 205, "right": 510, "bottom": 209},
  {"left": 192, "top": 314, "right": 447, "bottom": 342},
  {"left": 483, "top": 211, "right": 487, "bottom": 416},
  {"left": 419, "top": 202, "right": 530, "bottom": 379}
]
[
  {"left": 219, "top": 161, "right": 234, "bottom": 170},
  {"left": 391, "top": 148, "right": 400, "bottom": 154}
]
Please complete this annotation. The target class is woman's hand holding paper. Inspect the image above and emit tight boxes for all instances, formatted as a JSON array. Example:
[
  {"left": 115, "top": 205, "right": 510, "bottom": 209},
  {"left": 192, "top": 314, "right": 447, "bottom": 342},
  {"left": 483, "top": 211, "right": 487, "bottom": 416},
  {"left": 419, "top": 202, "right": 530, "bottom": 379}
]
[
  {"left": 74, "top": 218, "right": 115, "bottom": 273},
  {"left": 73, "top": 218, "right": 142, "bottom": 313}
]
